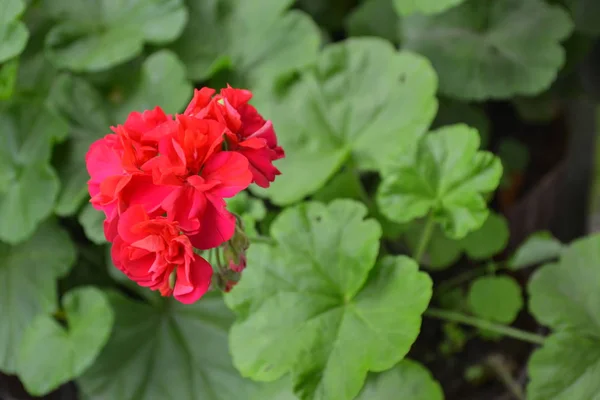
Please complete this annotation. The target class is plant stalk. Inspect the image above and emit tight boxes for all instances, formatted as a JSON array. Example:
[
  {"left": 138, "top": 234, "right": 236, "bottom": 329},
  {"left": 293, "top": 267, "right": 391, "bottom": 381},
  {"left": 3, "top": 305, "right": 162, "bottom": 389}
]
[
  {"left": 414, "top": 213, "right": 435, "bottom": 263},
  {"left": 425, "top": 308, "right": 546, "bottom": 345}
]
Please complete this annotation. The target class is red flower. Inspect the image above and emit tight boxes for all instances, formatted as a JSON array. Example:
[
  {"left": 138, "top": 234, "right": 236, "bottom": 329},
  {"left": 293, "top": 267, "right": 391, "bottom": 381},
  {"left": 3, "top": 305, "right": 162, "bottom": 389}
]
[
  {"left": 184, "top": 86, "right": 285, "bottom": 188},
  {"left": 146, "top": 116, "right": 253, "bottom": 248},
  {"left": 111, "top": 205, "right": 213, "bottom": 304}
]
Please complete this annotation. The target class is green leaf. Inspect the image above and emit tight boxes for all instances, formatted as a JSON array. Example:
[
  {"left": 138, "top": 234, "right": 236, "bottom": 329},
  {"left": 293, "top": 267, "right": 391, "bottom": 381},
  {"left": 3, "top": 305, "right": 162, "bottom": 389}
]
[
  {"left": 17, "top": 287, "right": 113, "bottom": 396},
  {"left": 394, "top": 0, "right": 466, "bottom": 16},
  {"left": 50, "top": 74, "right": 111, "bottom": 216},
  {"left": 0, "top": 0, "right": 29, "bottom": 63},
  {"left": 356, "top": 360, "right": 444, "bottom": 400},
  {"left": 406, "top": 212, "right": 509, "bottom": 269},
  {"left": 113, "top": 50, "right": 192, "bottom": 122},
  {"left": 78, "top": 291, "right": 257, "bottom": 400},
  {"left": 227, "top": 200, "right": 432, "bottom": 400},
  {"left": 405, "top": 223, "right": 462, "bottom": 270},
  {"left": 79, "top": 203, "right": 106, "bottom": 245},
  {"left": 461, "top": 213, "right": 510, "bottom": 260},
  {"left": 0, "top": 58, "right": 19, "bottom": 100},
  {"left": 377, "top": 124, "right": 503, "bottom": 239},
  {"left": 565, "top": 0, "right": 600, "bottom": 36},
  {"left": 527, "top": 234, "right": 600, "bottom": 399},
  {"left": 171, "top": 0, "right": 320, "bottom": 85},
  {"left": 345, "top": 0, "right": 400, "bottom": 43},
  {"left": 467, "top": 276, "right": 523, "bottom": 324},
  {"left": 252, "top": 38, "right": 438, "bottom": 205},
  {"left": 528, "top": 333, "right": 600, "bottom": 400},
  {"left": 0, "top": 103, "right": 68, "bottom": 243},
  {"left": 433, "top": 99, "right": 490, "bottom": 148},
  {"left": 0, "top": 220, "right": 76, "bottom": 373},
  {"left": 402, "top": 0, "right": 573, "bottom": 100},
  {"left": 508, "top": 231, "right": 563, "bottom": 270},
  {"left": 44, "top": 0, "right": 187, "bottom": 72}
]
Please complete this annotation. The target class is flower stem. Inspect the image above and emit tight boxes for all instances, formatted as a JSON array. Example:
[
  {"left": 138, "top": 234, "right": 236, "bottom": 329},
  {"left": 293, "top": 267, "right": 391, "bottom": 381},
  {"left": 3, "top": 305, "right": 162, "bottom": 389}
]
[
  {"left": 414, "top": 213, "right": 435, "bottom": 263},
  {"left": 425, "top": 308, "right": 546, "bottom": 345}
]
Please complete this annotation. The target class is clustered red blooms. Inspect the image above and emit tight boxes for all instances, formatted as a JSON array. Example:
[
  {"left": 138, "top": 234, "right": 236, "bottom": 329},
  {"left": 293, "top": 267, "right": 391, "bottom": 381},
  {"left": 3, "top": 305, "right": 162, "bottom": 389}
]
[{"left": 86, "top": 86, "right": 284, "bottom": 304}]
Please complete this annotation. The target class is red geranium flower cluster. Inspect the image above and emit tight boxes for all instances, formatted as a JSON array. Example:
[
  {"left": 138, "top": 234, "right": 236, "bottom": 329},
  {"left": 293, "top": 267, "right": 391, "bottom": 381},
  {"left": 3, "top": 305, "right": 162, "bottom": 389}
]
[{"left": 86, "top": 86, "right": 283, "bottom": 304}]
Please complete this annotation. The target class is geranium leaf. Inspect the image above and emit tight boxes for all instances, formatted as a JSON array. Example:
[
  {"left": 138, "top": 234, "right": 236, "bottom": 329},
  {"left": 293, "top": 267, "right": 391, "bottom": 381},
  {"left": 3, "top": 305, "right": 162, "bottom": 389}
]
[
  {"left": 50, "top": 74, "right": 111, "bottom": 216},
  {"left": 0, "top": 0, "right": 29, "bottom": 63},
  {"left": 0, "top": 221, "right": 76, "bottom": 373},
  {"left": 226, "top": 200, "right": 432, "bottom": 400},
  {"left": 356, "top": 360, "right": 444, "bottom": 400},
  {"left": 248, "top": 359, "right": 443, "bottom": 400},
  {"left": 565, "top": 0, "right": 600, "bottom": 36},
  {"left": 17, "top": 287, "right": 113, "bottom": 396},
  {"left": 394, "top": 0, "right": 466, "bottom": 16},
  {"left": 406, "top": 212, "right": 509, "bottom": 269},
  {"left": 171, "top": 0, "right": 320, "bottom": 85},
  {"left": 468, "top": 276, "right": 523, "bottom": 324},
  {"left": 0, "top": 58, "right": 19, "bottom": 100},
  {"left": 402, "top": 0, "right": 573, "bottom": 100},
  {"left": 113, "top": 50, "right": 192, "bottom": 122},
  {"left": 251, "top": 38, "right": 438, "bottom": 205},
  {"left": 345, "top": 0, "right": 400, "bottom": 43},
  {"left": 508, "top": 231, "right": 563, "bottom": 270},
  {"left": 79, "top": 203, "right": 107, "bottom": 245},
  {"left": 44, "top": 0, "right": 187, "bottom": 71},
  {"left": 527, "top": 234, "right": 600, "bottom": 399},
  {"left": 0, "top": 103, "right": 68, "bottom": 243},
  {"left": 461, "top": 212, "right": 510, "bottom": 260},
  {"left": 377, "top": 124, "right": 502, "bottom": 239},
  {"left": 78, "top": 291, "right": 256, "bottom": 400}
]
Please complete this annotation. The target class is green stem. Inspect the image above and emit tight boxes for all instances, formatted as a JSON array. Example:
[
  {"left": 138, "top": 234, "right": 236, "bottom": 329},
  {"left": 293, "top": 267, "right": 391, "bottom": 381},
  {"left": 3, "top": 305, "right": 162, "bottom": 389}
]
[
  {"left": 425, "top": 308, "right": 546, "bottom": 345},
  {"left": 414, "top": 213, "right": 435, "bottom": 263}
]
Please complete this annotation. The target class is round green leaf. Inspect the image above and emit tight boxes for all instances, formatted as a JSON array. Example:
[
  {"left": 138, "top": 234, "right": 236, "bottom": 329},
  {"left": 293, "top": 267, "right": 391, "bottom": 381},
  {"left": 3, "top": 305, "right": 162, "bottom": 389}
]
[
  {"left": 394, "top": 0, "right": 466, "bottom": 16},
  {"left": 345, "top": 0, "right": 400, "bottom": 43},
  {"left": 45, "top": 0, "right": 187, "bottom": 72},
  {"left": 0, "top": 103, "right": 68, "bottom": 243},
  {"left": 356, "top": 360, "right": 444, "bottom": 400},
  {"left": 402, "top": 0, "right": 573, "bottom": 100},
  {"left": 462, "top": 213, "right": 510, "bottom": 260},
  {"left": 405, "top": 222, "right": 462, "bottom": 270},
  {"left": 0, "top": 0, "right": 29, "bottom": 63},
  {"left": 227, "top": 200, "right": 433, "bottom": 400},
  {"left": 252, "top": 38, "right": 438, "bottom": 205},
  {"left": 528, "top": 233, "right": 600, "bottom": 336},
  {"left": 378, "top": 124, "right": 503, "bottom": 239},
  {"left": 171, "top": 0, "right": 320, "bottom": 85},
  {"left": 528, "top": 332, "right": 600, "bottom": 400},
  {"left": 508, "top": 231, "right": 563, "bottom": 270},
  {"left": 50, "top": 74, "right": 111, "bottom": 216},
  {"left": 113, "top": 50, "right": 192, "bottom": 122},
  {"left": 527, "top": 234, "right": 600, "bottom": 399},
  {"left": 79, "top": 203, "right": 106, "bottom": 245},
  {"left": 17, "top": 287, "right": 113, "bottom": 396},
  {"left": 78, "top": 291, "right": 256, "bottom": 399},
  {"left": 406, "top": 212, "right": 508, "bottom": 270},
  {"left": 468, "top": 276, "right": 523, "bottom": 324},
  {"left": 0, "top": 220, "right": 76, "bottom": 373}
]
